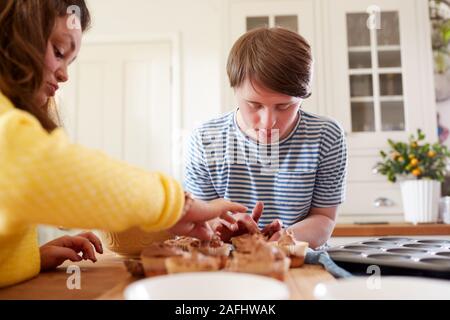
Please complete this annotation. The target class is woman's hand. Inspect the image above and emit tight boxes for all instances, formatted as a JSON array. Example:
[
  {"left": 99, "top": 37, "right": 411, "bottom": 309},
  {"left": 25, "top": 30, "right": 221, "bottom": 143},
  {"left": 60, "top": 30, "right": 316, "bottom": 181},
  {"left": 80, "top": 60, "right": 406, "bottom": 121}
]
[
  {"left": 169, "top": 198, "right": 247, "bottom": 241},
  {"left": 39, "top": 232, "right": 103, "bottom": 271}
]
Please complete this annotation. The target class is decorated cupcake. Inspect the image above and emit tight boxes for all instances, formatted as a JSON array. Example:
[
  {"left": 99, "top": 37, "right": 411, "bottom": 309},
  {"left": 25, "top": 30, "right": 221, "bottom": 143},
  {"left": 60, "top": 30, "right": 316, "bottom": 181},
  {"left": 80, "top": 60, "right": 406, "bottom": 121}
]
[
  {"left": 271, "top": 230, "right": 308, "bottom": 268},
  {"left": 140, "top": 242, "right": 186, "bottom": 276},
  {"left": 164, "top": 236, "right": 201, "bottom": 252},
  {"left": 231, "top": 233, "right": 266, "bottom": 253},
  {"left": 165, "top": 251, "right": 221, "bottom": 274},
  {"left": 194, "top": 235, "right": 232, "bottom": 268},
  {"left": 123, "top": 258, "right": 145, "bottom": 278},
  {"left": 226, "top": 241, "right": 291, "bottom": 281}
]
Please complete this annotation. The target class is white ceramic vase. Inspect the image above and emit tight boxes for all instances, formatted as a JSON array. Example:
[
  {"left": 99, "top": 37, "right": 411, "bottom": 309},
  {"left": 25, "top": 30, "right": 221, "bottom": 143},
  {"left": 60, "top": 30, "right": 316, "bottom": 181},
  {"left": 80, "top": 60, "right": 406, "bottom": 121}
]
[{"left": 400, "top": 180, "right": 441, "bottom": 224}]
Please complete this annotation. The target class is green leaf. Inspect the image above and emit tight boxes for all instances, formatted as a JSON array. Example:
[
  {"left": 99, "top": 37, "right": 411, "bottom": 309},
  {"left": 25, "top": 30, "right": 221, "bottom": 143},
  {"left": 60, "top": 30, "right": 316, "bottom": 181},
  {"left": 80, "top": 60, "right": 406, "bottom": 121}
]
[
  {"left": 417, "top": 128, "right": 425, "bottom": 141},
  {"left": 443, "top": 26, "right": 450, "bottom": 43},
  {"left": 388, "top": 139, "right": 396, "bottom": 149}
]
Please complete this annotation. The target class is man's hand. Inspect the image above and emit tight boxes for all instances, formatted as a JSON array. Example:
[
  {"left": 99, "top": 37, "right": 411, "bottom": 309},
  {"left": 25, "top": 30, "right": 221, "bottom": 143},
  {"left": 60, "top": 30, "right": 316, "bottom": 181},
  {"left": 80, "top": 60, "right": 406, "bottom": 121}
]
[
  {"left": 262, "top": 219, "right": 284, "bottom": 240},
  {"left": 169, "top": 198, "right": 246, "bottom": 241},
  {"left": 212, "top": 201, "right": 283, "bottom": 242},
  {"left": 211, "top": 201, "right": 262, "bottom": 242}
]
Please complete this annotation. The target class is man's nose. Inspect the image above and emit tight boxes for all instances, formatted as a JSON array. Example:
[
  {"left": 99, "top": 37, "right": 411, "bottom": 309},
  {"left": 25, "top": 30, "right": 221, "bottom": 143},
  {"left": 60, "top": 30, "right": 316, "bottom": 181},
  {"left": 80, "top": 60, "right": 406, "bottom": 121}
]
[{"left": 260, "top": 109, "right": 276, "bottom": 129}]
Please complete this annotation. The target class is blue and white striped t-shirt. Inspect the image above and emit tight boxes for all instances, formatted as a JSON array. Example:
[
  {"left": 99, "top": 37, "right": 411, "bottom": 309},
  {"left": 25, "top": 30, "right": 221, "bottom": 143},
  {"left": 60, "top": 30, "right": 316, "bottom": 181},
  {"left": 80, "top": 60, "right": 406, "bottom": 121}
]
[{"left": 184, "top": 109, "right": 347, "bottom": 228}]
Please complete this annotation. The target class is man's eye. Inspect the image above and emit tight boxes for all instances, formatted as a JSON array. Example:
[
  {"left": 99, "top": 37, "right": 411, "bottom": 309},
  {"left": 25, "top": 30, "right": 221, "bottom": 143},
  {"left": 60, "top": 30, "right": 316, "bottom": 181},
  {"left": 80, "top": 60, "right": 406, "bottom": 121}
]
[
  {"left": 277, "top": 104, "right": 291, "bottom": 111},
  {"left": 250, "top": 103, "right": 262, "bottom": 109}
]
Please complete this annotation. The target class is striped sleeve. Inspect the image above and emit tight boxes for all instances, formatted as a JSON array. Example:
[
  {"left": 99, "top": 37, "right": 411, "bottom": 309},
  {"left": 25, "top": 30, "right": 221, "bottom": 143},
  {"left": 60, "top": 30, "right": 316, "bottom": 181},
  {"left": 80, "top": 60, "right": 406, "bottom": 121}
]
[
  {"left": 311, "top": 123, "right": 347, "bottom": 208},
  {"left": 184, "top": 128, "right": 219, "bottom": 201}
]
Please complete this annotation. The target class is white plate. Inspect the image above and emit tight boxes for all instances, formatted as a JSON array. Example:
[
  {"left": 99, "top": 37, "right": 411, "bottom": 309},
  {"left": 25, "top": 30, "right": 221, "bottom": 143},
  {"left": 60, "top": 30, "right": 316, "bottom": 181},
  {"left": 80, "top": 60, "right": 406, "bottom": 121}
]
[
  {"left": 314, "top": 276, "right": 450, "bottom": 300},
  {"left": 124, "top": 272, "right": 290, "bottom": 300}
]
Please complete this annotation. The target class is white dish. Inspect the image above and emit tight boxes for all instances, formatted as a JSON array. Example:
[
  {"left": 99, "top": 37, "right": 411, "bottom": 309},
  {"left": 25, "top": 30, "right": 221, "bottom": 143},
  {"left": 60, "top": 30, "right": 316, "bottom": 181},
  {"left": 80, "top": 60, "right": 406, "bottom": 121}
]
[
  {"left": 124, "top": 272, "right": 290, "bottom": 300},
  {"left": 314, "top": 276, "right": 450, "bottom": 300}
]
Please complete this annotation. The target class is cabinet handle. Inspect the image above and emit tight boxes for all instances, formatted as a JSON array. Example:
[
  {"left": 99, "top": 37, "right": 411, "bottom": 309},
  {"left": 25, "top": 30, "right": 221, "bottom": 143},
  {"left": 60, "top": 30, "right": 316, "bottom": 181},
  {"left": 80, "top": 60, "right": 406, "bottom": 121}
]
[{"left": 373, "top": 197, "right": 395, "bottom": 207}]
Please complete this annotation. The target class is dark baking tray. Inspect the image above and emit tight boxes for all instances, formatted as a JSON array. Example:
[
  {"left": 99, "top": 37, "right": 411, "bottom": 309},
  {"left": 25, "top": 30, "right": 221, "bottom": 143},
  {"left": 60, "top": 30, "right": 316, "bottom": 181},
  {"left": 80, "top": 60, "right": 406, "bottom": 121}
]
[{"left": 326, "top": 237, "right": 450, "bottom": 279}]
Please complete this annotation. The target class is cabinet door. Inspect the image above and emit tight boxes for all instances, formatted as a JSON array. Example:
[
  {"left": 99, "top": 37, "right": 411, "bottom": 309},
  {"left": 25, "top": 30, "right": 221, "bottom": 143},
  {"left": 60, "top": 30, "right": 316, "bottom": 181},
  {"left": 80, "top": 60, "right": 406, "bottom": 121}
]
[
  {"left": 228, "top": 0, "right": 319, "bottom": 114},
  {"left": 59, "top": 41, "right": 174, "bottom": 175},
  {"left": 325, "top": 0, "right": 436, "bottom": 221},
  {"left": 326, "top": 0, "right": 437, "bottom": 151}
]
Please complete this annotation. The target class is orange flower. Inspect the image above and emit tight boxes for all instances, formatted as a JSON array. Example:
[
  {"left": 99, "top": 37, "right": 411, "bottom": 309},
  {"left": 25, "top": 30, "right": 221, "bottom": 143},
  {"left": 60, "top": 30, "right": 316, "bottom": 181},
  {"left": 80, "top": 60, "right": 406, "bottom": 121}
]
[
  {"left": 397, "top": 156, "right": 405, "bottom": 162},
  {"left": 412, "top": 168, "right": 422, "bottom": 177},
  {"left": 411, "top": 141, "right": 418, "bottom": 148},
  {"left": 427, "top": 150, "right": 436, "bottom": 158}
]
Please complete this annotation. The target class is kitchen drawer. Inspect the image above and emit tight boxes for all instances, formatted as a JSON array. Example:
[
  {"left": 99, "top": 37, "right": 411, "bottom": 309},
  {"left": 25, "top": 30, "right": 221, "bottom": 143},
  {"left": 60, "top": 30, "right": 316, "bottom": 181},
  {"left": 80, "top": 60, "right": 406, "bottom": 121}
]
[{"left": 340, "top": 182, "right": 402, "bottom": 215}]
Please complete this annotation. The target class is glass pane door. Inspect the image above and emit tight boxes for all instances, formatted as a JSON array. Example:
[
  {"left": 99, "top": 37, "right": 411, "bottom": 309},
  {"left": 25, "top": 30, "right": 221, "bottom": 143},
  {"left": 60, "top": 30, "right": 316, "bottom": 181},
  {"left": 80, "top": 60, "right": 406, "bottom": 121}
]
[
  {"left": 247, "top": 16, "right": 269, "bottom": 30},
  {"left": 275, "top": 15, "right": 298, "bottom": 32},
  {"left": 346, "top": 11, "right": 405, "bottom": 133},
  {"left": 246, "top": 15, "right": 299, "bottom": 33}
]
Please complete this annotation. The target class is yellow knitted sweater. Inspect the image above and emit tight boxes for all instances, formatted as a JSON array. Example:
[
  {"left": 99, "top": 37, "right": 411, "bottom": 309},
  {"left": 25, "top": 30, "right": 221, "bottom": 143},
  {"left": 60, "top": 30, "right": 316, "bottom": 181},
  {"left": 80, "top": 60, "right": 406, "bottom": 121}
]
[{"left": 0, "top": 92, "right": 184, "bottom": 288}]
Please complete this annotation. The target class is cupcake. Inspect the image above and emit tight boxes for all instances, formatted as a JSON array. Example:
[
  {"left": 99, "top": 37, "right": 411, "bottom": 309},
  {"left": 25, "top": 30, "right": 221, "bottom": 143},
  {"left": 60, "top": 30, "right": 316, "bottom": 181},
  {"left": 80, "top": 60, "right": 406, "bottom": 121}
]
[
  {"left": 140, "top": 242, "right": 185, "bottom": 277},
  {"left": 165, "top": 251, "right": 221, "bottom": 274},
  {"left": 231, "top": 233, "right": 266, "bottom": 253},
  {"left": 164, "top": 236, "right": 201, "bottom": 252},
  {"left": 226, "top": 241, "right": 291, "bottom": 281},
  {"left": 123, "top": 258, "right": 145, "bottom": 278},
  {"left": 195, "top": 235, "right": 232, "bottom": 268},
  {"left": 272, "top": 230, "right": 309, "bottom": 268}
]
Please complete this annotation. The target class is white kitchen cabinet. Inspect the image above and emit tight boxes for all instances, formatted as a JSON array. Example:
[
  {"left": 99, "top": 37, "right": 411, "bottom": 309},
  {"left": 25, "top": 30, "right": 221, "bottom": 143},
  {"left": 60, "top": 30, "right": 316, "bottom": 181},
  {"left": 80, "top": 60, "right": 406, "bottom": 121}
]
[
  {"left": 324, "top": 0, "right": 437, "bottom": 222},
  {"left": 325, "top": 0, "right": 437, "bottom": 148},
  {"left": 225, "top": 0, "right": 437, "bottom": 222}
]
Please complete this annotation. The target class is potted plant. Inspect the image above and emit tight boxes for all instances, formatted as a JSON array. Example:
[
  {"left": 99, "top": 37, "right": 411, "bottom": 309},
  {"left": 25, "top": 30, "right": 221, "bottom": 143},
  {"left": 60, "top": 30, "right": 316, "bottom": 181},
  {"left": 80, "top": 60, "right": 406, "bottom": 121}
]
[{"left": 375, "top": 129, "right": 450, "bottom": 224}]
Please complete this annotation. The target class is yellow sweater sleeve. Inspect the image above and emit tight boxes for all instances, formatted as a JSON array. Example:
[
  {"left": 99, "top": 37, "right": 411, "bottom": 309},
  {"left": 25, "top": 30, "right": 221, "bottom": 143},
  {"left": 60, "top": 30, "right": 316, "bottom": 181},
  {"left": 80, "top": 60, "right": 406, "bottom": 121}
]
[
  {"left": 0, "top": 108, "right": 184, "bottom": 234},
  {"left": 0, "top": 93, "right": 184, "bottom": 287}
]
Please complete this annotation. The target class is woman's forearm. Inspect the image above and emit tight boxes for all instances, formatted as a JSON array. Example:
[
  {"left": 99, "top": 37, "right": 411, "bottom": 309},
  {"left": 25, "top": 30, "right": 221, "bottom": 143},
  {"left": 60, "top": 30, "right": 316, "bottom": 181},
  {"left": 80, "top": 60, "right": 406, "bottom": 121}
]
[{"left": 0, "top": 109, "right": 184, "bottom": 235}]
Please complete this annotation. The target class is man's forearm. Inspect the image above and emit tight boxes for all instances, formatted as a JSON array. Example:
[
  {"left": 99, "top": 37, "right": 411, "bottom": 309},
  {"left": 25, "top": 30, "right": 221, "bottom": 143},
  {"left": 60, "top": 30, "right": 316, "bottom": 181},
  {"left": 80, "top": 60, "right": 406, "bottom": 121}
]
[{"left": 287, "top": 214, "right": 336, "bottom": 249}]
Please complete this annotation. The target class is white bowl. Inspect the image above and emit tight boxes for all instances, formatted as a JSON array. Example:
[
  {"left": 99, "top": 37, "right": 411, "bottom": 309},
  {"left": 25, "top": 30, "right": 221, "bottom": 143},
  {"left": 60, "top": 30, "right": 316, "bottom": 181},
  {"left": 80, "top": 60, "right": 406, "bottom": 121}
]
[
  {"left": 314, "top": 276, "right": 450, "bottom": 300},
  {"left": 124, "top": 272, "right": 290, "bottom": 300}
]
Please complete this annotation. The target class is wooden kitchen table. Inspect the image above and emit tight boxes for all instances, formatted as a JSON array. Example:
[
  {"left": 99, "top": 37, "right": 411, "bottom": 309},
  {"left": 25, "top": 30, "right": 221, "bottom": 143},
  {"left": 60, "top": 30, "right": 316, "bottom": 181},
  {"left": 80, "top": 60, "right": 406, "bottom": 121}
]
[{"left": 0, "top": 252, "right": 336, "bottom": 300}]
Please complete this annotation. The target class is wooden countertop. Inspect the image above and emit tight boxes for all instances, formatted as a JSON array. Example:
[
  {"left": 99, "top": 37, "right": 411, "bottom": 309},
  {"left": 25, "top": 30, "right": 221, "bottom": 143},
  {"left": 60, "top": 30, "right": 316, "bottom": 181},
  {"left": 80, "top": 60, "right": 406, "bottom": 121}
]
[
  {"left": 332, "top": 223, "right": 450, "bottom": 237},
  {"left": 0, "top": 252, "right": 336, "bottom": 300}
]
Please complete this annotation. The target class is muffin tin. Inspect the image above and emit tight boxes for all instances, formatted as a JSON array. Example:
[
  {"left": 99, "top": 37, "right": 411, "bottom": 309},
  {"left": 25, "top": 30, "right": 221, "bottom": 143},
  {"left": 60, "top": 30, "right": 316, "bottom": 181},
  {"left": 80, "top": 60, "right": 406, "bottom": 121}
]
[{"left": 326, "top": 237, "right": 450, "bottom": 277}]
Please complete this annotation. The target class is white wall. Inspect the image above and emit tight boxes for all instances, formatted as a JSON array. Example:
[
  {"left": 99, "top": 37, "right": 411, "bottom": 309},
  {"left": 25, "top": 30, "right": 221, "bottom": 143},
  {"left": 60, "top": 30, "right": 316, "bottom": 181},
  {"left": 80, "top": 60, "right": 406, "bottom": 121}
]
[{"left": 84, "top": 0, "right": 225, "bottom": 133}]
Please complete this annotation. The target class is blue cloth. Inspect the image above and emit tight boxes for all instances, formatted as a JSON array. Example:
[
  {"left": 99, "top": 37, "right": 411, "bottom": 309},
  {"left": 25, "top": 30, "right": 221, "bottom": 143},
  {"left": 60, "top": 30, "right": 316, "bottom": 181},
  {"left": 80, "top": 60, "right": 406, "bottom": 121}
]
[{"left": 305, "top": 249, "right": 353, "bottom": 279}]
